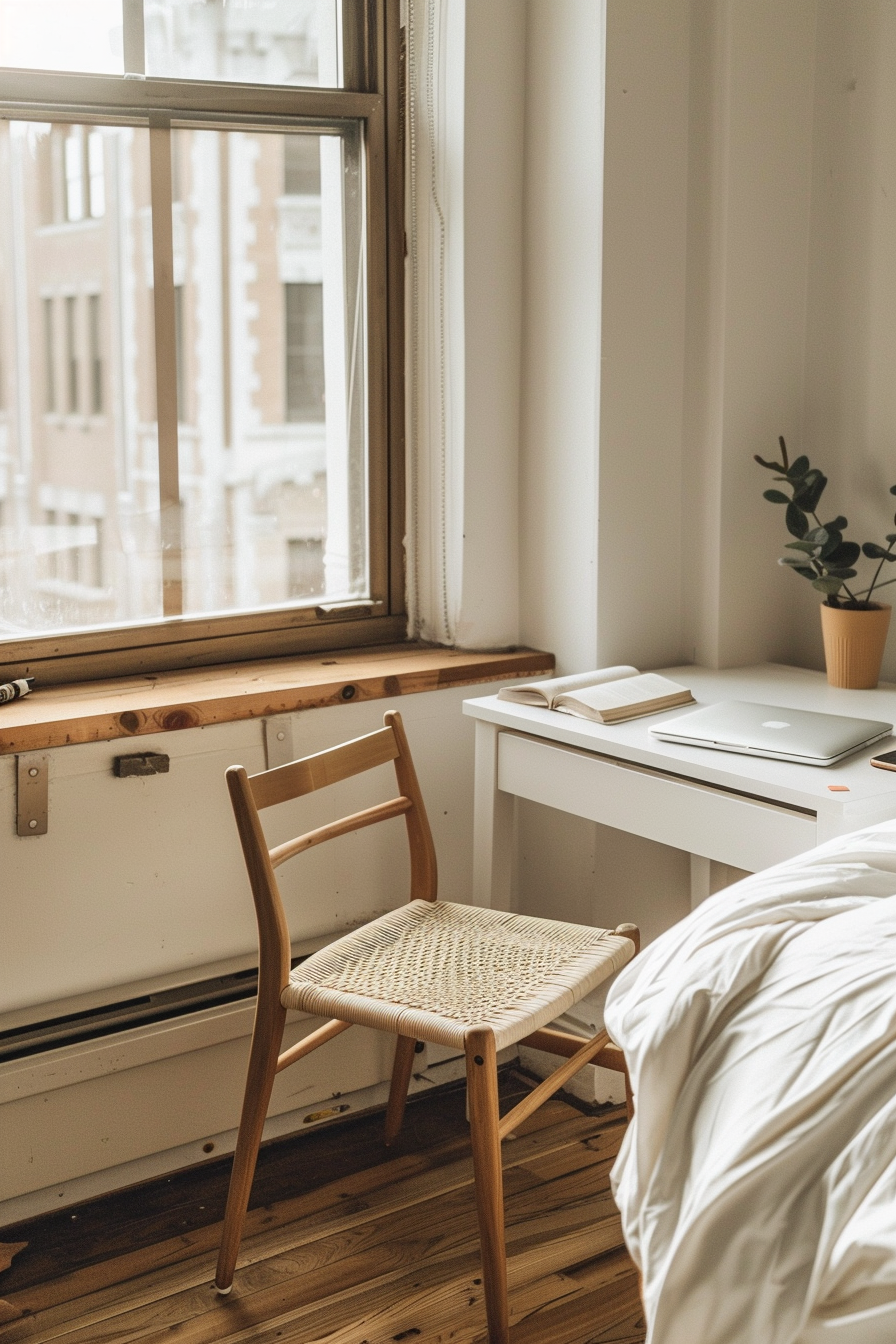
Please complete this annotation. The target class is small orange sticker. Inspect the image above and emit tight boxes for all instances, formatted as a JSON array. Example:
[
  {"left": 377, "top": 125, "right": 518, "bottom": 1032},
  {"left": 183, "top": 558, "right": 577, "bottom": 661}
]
[{"left": 827, "top": 785, "right": 850, "bottom": 792}]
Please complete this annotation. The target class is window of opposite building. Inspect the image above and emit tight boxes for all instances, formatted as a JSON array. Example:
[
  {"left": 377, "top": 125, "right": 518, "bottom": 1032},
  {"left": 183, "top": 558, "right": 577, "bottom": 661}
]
[
  {"left": 0, "top": 0, "right": 404, "bottom": 684},
  {"left": 285, "top": 283, "right": 325, "bottom": 423}
]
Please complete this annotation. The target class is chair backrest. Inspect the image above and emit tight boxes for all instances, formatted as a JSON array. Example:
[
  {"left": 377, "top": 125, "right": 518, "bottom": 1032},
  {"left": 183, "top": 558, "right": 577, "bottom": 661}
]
[{"left": 226, "top": 710, "right": 438, "bottom": 1000}]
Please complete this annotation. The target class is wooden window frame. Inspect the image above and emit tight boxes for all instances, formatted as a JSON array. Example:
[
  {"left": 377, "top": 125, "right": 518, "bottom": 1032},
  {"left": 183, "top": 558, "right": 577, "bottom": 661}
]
[{"left": 0, "top": 0, "right": 405, "bottom": 686}]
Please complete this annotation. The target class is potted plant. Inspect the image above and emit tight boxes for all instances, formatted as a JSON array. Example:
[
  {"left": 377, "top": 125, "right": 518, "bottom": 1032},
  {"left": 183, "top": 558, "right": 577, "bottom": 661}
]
[{"left": 756, "top": 437, "right": 896, "bottom": 688}]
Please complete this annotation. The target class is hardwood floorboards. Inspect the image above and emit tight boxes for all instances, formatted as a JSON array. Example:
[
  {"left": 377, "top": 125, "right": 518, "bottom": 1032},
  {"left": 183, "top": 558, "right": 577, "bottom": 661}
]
[{"left": 0, "top": 1072, "right": 645, "bottom": 1344}]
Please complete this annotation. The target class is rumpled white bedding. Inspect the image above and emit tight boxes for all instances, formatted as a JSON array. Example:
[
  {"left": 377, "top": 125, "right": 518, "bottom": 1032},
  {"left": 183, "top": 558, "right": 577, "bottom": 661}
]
[{"left": 604, "top": 819, "right": 896, "bottom": 1344}]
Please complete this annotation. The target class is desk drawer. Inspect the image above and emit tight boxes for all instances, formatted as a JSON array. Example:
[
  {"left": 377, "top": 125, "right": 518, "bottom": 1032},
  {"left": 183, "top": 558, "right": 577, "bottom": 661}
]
[{"left": 497, "top": 733, "right": 817, "bottom": 871}]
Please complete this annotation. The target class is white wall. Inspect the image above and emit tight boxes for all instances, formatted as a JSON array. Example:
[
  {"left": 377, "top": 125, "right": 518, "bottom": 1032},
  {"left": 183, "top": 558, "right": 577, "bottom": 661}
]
[
  {"left": 800, "top": 0, "right": 896, "bottom": 681},
  {"left": 683, "top": 0, "right": 819, "bottom": 670},
  {"left": 519, "top": 0, "right": 602, "bottom": 676},
  {"left": 517, "top": 0, "right": 691, "bottom": 949}
]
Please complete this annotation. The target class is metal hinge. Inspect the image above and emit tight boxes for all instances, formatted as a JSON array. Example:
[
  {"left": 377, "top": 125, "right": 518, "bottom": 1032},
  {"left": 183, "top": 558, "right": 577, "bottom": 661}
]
[{"left": 16, "top": 752, "right": 49, "bottom": 836}]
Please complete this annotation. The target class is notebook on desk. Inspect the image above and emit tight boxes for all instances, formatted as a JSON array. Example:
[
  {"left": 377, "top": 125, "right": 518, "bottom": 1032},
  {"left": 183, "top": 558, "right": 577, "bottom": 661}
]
[{"left": 649, "top": 699, "right": 893, "bottom": 766}]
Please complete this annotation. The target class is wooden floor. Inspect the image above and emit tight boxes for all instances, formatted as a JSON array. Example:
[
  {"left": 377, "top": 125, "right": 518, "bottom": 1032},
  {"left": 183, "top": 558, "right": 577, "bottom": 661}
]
[{"left": 0, "top": 1072, "right": 645, "bottom": 1344}]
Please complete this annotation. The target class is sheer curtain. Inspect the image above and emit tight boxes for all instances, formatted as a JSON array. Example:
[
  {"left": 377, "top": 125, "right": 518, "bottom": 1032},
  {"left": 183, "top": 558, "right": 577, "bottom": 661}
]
[{"left": 405, "top": 0, "right": 464, "bottom": 644}]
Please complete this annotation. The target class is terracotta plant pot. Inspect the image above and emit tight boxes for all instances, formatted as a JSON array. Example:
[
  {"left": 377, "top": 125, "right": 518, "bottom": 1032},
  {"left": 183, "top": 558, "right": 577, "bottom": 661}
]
[{"left": 819, "top": 602, "right": 892, "bottom": 689}]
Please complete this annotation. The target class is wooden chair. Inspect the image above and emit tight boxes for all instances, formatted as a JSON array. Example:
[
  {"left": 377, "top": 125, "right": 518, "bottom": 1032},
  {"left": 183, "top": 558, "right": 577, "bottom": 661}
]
[{"left": 215, "top": 709, "right": 639, "bottom": 1344}]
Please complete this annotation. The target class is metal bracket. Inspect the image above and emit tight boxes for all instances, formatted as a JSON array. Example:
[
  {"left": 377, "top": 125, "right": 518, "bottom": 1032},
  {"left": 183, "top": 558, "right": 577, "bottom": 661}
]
[
  {"left": 264, "top": 715, "right": 295, "bottom": 769},
  {"left": 16, "top": 752, "right": 49, "bottom": 836}
]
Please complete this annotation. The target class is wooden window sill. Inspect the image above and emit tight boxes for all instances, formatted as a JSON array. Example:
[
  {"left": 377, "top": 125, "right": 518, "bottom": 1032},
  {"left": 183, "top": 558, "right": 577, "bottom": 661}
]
[{"left": 0, "top": 644, "right": 554, "bottom": 755}]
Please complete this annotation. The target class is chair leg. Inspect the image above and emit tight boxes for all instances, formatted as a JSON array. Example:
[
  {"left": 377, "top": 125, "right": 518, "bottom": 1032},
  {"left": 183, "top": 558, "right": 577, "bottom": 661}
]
[
  {"left": 215, "top": 1000, "right": 287, "bottom": 1293},
  {"left": 385, "top": 1035, "right": 417, "bottom": 1146},
  {"left": 465, "top": 1028, "right": 509, "bottom": 1344}
]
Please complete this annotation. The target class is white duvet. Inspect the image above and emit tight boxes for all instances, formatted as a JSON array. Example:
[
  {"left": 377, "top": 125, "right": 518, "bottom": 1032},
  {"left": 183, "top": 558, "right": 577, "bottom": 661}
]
[{"left": 605, "top": 819, "right": 896, "bottom": 1344}]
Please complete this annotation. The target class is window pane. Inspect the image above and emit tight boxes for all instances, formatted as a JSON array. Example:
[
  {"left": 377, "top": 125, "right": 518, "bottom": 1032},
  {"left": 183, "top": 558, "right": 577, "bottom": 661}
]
[
  {"left": 0, "top": 120, "right": 162, "bottom": 637},
  {"left": 171, "top": 125, "right": 368, "bottom": 617},
  {"left": 144, "top": 0, "right": 342, "bottom": 88},
  {"left": 0, "top": 1, "right": 124, "bottom": 75}
]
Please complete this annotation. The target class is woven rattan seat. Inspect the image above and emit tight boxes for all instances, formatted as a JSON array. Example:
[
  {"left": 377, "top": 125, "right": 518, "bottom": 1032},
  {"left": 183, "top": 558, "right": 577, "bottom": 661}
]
[
  {"left": 215, "top": 710, "right": 639, "bottom": 1344},
  {"left": 284, "top": 899, "right": 635, "bottom": 1052}
]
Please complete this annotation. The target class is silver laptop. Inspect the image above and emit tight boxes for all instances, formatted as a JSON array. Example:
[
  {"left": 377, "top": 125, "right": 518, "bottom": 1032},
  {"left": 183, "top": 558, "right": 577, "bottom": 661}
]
[{"left": 650, "top": 700, "right": 893, "bottom": 766}]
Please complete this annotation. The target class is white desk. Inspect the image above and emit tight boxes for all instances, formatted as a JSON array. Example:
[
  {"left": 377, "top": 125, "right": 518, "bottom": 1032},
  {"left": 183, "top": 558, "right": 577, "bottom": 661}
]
[{"left": 464, "top": 663, "right": 896, "bottom": 909}]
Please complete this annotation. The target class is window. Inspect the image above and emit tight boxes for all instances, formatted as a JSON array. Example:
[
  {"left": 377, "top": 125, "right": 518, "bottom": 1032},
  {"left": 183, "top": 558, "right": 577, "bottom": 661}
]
[
  {"left": 43, "top": 297, "right": 55, "bottom": 412},
  {"left": 64, "top": 295, "right": 78, "bottom": 413},
  {"left": 0, "top": 1, "right": 403, "bottom": 683},
  {"left": 285, "top": 282, "right": 324, "bottom": 423},
  {"left": 173, "top": 284, "right": 185, "bottom": 423},
  {"left": 284, "top": 135, "right": 321, "bottom": 196},
  {"left": 88, "top": 293, "right": 102, "bottom": 414},
  {"left": 64, "top": 129, "right": 85, "bottom": 222}
]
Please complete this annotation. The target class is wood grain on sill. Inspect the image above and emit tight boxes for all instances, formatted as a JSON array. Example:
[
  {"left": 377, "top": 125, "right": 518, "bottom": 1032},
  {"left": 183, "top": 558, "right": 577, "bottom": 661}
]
[{"left": 0, "top": 644, "right": 554, "bottom": 755}]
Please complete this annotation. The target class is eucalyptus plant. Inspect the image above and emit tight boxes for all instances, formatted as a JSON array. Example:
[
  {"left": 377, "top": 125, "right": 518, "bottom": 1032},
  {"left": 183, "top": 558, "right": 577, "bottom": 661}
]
[{"left": 755, "top": 437, "right": 896, "bottom": 609}]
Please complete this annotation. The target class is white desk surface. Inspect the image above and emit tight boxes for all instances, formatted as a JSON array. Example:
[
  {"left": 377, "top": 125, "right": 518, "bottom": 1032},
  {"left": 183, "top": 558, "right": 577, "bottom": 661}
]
[{"left": 463, "top": 663, "right": 896, "bottom": 829}]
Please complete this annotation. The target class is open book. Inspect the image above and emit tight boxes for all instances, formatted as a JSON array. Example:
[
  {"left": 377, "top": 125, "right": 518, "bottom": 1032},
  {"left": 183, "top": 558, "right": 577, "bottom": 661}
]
[{"left": 498, "top": 665, "right": 694, "bottom": 725}]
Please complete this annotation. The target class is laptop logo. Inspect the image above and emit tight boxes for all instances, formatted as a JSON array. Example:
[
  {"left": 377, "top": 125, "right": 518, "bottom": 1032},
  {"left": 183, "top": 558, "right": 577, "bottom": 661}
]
[{"left": 762, "top": 720, "right": 791, "bottom": 729}]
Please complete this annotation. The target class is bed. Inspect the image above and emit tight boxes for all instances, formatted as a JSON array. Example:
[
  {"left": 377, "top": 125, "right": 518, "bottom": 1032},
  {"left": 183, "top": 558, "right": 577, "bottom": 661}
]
[{"left": 604, "top": 819, "right": 896, "bottom": 1344}]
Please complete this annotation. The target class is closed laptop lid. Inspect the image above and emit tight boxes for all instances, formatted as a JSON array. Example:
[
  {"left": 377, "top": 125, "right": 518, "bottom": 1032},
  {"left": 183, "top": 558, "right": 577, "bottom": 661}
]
[{"left": 650, "top": 700, "right": 893, "bottom": 763}]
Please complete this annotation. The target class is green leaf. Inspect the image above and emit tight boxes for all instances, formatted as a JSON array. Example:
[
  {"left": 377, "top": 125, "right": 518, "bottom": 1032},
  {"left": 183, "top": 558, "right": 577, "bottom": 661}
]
[
  {"left": 824, "top": 540, "right": 859, "bottom": 567},
  {"left": 823, "top": 516, "right": 849, "bottom": 532},
  {"left": 754, "top": 455, "right": 784, "bottom": 472},
  {"left": 804, "top": 526, "right": 829, "bottom": 546},
  {"left": 862, "top": 542, "right": 889, "bottom": 559},
  {"left": 820, "top": 531, "right": 843, "bottom": 559},
  {"left": 793, "top": 566, "right": 817, "bottom": 580},
  {"left": 886, "top": 534, "right": 896, "bottom": 543},
  {"left": 778, "top": 436, "right": 790, "bottom": 469},
  {"left": 793, "top": 470, "right": 827, "bottom": 513},
  {"left": 825, "top": 567, "right": 857, "bottom": 579},
  {"left": 890, "top": 485, "right": 896, "bottom": 495},
  {"left": 779, "top": 555, "right": 809, "bottom": 567},
  {"left": 786, "top": 502, "right": 809, "bottom": 538},
  {"left": 763, "top": 489, "right": 790, "bottom": 505},
  {"left": 813, "top": 576, "right": 843, "bottom": 594},
  {"left": 785, "top": 541, "right": 820, "bottom": 553},
  {"left": 786, "top": 455, "right": 810, "bottom": 480}
]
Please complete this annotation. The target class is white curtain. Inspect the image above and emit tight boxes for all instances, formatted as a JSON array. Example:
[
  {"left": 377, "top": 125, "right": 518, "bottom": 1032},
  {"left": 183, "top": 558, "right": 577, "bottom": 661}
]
[{"left": 405, "top": 0, "right": 465, "bottom": 645}]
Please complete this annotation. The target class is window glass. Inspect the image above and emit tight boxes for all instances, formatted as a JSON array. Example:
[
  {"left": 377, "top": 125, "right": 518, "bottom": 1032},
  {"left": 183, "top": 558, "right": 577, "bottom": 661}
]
[
  {"left": 0, "top": 117, "right": 368, "bottom": 639},
  {"left": 172, "top": 126, "right": 368, "bottom": 616},
  {"left": 0, "top": 120, "right": 161, "bottom": 629},
  {"left": 0, "top": 0, "right": 124, "bottom": 75},
  {"left": 144, "top": 0, "right": 342, "bottom": 88}
]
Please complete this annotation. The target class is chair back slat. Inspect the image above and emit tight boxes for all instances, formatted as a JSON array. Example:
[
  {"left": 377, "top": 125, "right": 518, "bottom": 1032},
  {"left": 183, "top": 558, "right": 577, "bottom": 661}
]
[
  {"left": 250, "top": 726, "right": 399, "bottom": 810},
  {"left": 225, "top": 713, "right": 439, "bottom": 1011},
  {"left": 269, "top": 796, "right": 413, "bottom": 868},
  {"left": 385, "top": 711, "right": 437, "bottom": 901}
]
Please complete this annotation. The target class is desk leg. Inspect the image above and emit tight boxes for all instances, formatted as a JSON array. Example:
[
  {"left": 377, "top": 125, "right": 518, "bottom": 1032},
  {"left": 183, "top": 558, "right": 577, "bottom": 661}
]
[
  {"left": 473, "top": 720, "right": 514, "bottom": 910},
  {"left": 690, "top": 854, "right": 711, "bottom": 910}
]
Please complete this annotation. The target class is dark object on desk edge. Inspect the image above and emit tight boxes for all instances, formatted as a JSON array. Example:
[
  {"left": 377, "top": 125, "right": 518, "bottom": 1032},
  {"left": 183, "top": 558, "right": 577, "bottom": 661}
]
[{"left": 0, "top": 677, "right": 34, "bottom": 705}]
